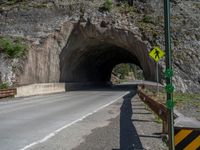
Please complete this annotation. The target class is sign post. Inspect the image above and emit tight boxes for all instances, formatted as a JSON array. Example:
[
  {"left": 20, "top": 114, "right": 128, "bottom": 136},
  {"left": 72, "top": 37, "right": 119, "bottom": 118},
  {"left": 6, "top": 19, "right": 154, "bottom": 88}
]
[
  {"left": 156, "top": 62, "right": 159, "bottom": 94},
  {"left": 149, "top": 47, "right": 165, "bottom": 95},
  {"left": 149, "top": 1, "right": 175, "bottom": 149},
  {"left": 163, "top": 0, "right": 175, "bottom": 150}
]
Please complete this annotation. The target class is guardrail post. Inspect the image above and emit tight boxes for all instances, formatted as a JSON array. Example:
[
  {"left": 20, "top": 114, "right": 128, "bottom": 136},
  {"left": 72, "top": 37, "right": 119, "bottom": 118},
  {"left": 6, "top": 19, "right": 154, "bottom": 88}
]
[{"left": 163, "top": 120, "right": 168, "bottom": 134}]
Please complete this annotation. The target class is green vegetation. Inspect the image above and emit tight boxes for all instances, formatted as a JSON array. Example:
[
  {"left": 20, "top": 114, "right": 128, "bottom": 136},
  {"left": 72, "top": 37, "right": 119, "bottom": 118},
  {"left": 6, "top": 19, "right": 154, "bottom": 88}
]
[
  {"left": 113, "top": 64, "right": 130, "bottom": 80},
  {"left": 155, "top": 114, "right": 162, "bottom": 124},
  {"left": 174, "top": 93, "right": 200, "bottom": 113},
  {"left": 193, "top": 3, "right": 200, "bottom": 9},
  {"left": 144, "top": 103, "right": 162, "bottom": 124},
  {"left": 143, "top": 87, "right": 200, "bottom": 112},
  {"left": 112, "top": 63, "right": 144, "bottom": 82},
  {"left": 141, "top": 88, "right": 200, "bottom": 120},
  {"left": 1, "top": 0, "right": 27, "bottom": 6},
  {"left": 0, "top": 0, "right": 51, "bottom": 11},
  {"left": 118, "top": 2, "right": 137, "bottom": 14},
  {"left": 99, "top": 0, "right": 113, "bottom": 12},
  {"left": 0, "top": 83, "right": 9, "bottom": 90},
  {"left": 174, "top": 93, "right": 200, "bottom": 105},
  {"left": 0, "top": 37, "right": 27, "bottom": 58},
  {"left": 32, "top": 3, "right": 49, "bottom": 8},
  {"left": 142, "top": 15, "right": 155, "bottom": 24},
  {"left": 138, "top": 20, "right": 160, "bottom": 46}
]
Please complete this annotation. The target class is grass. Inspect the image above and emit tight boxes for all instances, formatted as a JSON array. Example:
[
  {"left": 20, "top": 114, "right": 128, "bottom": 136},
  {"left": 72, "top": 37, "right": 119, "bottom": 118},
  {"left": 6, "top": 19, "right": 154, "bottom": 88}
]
[
  {"left": 174, "top": 93, "right": 200, "bottom": 106},
  {"left": 31, "top": 2, "right": 50, "bottom": 9},
  {"left": 0, "top": 37, "right": 27, "bottom": 58},
  {"left": 0, "top": 83, "right": 9, "bottom": 90},
  {"left": 174, "top": 93, "right": 200, "bottom": 113},
  {"left": 141, "top": 88, "right": 200, "bottom": 122},
  {"left": 143, "top": 102, "right": 162, "bottom": 124},
  {"left": 117, "top": 2, "right": 137, "bottom": 14},
  {"left": 155, "top": 114, "right": 162, "bottom": 124},
  {"left": 142, "top": 15, "right": 155, "bottom": 24},
  {"left": 141, "top": 87, "right": 200, "bottom": 112},
  {"left": 0, "top": 0, "right": 51, "bottom": 12},
  {"left": 0, "top": 0, "right": 27, "bottom": 6}
]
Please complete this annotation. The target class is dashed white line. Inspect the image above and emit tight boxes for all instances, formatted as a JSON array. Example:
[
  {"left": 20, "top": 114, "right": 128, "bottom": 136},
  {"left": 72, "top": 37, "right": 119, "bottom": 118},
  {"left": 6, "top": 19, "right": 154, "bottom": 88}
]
[{"left": 19, "top": 91, "right": 129, "bottom": 150}]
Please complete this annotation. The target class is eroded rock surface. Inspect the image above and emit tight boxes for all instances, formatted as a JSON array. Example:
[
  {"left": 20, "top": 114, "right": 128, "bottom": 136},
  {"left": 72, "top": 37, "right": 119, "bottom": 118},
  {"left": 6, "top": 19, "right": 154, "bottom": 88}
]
[{"left": 0, "top": 0, "right": 199, "bottom": 93}]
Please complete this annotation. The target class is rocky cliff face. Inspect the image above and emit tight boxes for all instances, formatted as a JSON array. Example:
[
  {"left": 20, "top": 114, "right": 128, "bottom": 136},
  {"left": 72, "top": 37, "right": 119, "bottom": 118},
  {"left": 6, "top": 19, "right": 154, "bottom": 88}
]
[{"left": 0, "top": 0, "right": 199, "bottom": 93}]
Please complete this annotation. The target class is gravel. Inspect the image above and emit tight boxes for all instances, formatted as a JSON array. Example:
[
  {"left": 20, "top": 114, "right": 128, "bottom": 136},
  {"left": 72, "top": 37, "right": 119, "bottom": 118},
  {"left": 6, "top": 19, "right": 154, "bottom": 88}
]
[
  {"left": 29, "top": 92, "right": 167, "bottom": 150},
  {"left": 72, "top": 93, "right": 167, "bottom": 150},
  {"left": 175, "top": 98, "right": 200, "bottom": 121}
]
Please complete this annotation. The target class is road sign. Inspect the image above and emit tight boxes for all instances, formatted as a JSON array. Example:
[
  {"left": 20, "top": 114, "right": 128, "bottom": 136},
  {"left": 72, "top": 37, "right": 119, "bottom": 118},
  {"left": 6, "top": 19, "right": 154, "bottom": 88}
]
[
  {"left": 149, "top": 47, "right": 165, "bottom": 62},
  {"left": 174, "top": 128, "right": 200, "bottom": 150}
]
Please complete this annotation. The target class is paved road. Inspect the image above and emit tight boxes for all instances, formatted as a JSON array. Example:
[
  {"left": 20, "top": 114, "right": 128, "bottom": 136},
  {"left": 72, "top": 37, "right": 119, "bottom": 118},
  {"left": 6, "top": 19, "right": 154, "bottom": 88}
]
[{"left": 0, "top": 88, "right": 130, "bottom": 150}]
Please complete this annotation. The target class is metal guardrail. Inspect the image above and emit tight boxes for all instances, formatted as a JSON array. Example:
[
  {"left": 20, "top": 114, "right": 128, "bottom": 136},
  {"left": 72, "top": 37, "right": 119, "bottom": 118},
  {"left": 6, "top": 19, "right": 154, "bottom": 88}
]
[
  {"left": 137, "top": 84, "right": 200, "bottom": 149},
  {"left": 138, "top": 90, "right": 168, "bottom": 121},
  {"left": 0, "top": 88, "right": 16, "bottom": 98},
  {"left": 137, "top": 87, "right": 169, "bottom": 133}
]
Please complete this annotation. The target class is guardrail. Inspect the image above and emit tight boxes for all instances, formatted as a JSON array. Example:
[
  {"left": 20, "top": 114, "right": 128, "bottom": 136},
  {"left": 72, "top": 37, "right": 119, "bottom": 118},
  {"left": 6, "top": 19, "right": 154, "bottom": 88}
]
[
  {"left": 0, "top": 88, "right": 16, "bottom": 98},
  {"left": 137, "top": 83, "right": 200, "bottom": 149},
  {"left": 138, "top": 90, "right": 168, "bottom": 121},
  {"left": 137, "top": 86, "right": 170, "bottom": 133}
]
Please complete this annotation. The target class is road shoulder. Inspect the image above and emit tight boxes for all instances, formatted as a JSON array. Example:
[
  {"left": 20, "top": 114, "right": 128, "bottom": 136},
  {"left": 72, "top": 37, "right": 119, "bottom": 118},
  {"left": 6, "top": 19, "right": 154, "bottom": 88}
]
[{"left": 30, "top": 93, "right": 167, "bottom": 150}]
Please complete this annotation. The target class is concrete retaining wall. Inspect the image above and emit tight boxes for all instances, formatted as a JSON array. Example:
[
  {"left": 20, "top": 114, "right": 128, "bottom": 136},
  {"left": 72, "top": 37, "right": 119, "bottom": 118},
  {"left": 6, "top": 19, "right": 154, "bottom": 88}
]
[
  {"left": 15, "top": 82, "right": 111, "bottom": 97},
  {"left": 15, "top": 83, "right": 66, "bottom": 97}
]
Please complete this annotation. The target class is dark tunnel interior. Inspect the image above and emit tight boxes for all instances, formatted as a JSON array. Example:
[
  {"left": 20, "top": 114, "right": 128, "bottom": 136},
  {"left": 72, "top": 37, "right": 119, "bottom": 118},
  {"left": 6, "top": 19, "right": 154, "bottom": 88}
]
[
  {"left": 60, "top": 43, "right": 143, "bottom": 83},
  {"left": 59, "top": 24, "right": 156, "bottom": 84}
]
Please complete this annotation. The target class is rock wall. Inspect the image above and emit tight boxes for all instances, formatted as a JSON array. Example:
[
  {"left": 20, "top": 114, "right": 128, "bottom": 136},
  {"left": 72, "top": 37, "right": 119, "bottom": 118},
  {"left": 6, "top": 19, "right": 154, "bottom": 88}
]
[{"left": 0, "top": 0, "right": 199, "bottom": 93}]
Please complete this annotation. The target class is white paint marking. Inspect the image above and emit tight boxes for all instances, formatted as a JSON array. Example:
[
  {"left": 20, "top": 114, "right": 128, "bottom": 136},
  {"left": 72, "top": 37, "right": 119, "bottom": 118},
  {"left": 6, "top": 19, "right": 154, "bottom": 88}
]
[{"left": 19, "top": 91, "right": 129, "bottom": 150}]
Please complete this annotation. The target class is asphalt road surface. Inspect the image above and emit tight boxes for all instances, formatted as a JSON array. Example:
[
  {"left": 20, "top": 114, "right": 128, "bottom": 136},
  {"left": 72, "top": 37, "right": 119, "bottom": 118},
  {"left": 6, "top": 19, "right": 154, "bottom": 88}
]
[{"left": 0, "top": 87, "right": 131, "bottom": 150}]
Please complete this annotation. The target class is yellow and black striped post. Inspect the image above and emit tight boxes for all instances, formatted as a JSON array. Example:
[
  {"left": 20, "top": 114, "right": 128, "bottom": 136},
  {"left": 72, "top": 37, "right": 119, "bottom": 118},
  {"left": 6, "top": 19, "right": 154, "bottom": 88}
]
[{"left": 174, "top": 127, "right": 200, "bottom": 150}]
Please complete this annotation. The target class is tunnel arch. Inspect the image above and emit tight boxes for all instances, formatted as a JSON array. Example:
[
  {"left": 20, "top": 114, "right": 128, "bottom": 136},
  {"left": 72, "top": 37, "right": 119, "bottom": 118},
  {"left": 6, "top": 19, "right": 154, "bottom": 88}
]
[{"left": 59, "top": 22, "right": 156, "bottom": 84}]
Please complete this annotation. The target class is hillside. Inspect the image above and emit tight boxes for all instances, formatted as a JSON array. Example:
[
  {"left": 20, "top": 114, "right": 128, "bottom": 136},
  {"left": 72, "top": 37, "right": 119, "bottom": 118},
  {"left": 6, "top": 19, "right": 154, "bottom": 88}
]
[{"left": 0, "top": 0, "right": 199, "bottom": 93}]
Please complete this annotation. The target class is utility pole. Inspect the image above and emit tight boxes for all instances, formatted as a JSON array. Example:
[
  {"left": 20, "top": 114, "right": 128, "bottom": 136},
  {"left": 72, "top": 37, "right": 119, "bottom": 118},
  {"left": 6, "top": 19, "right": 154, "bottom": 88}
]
[{"left": 163, "top": 0, "right": 175, "bottom": 150}]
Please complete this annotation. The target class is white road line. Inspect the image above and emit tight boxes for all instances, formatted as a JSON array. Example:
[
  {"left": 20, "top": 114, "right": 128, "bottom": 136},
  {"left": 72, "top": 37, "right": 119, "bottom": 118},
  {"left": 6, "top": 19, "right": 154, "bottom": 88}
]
[{"left": 19, "top": 91, "right": 130, "bottom": 150}]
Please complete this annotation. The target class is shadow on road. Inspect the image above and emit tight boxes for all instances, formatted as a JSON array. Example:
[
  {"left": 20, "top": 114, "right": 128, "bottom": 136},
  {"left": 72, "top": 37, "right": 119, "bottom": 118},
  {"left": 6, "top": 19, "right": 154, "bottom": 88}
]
[
  {"left": 65, "top": 84, "right": 138, "bottom": 92},
  {"left": 113, "top": 91, "right": 144, "bottom": 150}
]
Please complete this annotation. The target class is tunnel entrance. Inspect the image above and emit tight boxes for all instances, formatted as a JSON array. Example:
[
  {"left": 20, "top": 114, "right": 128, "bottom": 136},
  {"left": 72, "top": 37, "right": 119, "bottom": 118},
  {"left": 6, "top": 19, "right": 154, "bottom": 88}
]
[
  {"left": 60, "top": 43, "right": 141, "bottom": 83},
  {"left": 59, "top": 23, "right": 156, "bottom": 84}
]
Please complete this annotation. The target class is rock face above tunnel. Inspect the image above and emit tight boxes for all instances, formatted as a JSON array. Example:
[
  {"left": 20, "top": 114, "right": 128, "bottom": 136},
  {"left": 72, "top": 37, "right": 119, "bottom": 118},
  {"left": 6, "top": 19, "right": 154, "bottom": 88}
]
[
  {"left": 0, "top": 0, "right": 199, "bottom": 93},
  {"left": 59, "top": 22, "right": 156, "bottom": 83}
]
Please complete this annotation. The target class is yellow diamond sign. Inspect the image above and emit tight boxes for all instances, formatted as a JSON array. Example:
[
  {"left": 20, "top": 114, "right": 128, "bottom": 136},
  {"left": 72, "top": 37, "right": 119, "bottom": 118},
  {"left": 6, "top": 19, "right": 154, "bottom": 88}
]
[{"left": 149, "top": 47, "right": 165, "bottom": 62}]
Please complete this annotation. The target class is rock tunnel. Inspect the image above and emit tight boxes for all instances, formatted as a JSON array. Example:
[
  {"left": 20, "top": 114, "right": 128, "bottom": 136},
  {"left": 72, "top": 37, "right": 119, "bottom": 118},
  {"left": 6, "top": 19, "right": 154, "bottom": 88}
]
[{"left": 59, "top": 23, "right": 156, "bottom": 84}]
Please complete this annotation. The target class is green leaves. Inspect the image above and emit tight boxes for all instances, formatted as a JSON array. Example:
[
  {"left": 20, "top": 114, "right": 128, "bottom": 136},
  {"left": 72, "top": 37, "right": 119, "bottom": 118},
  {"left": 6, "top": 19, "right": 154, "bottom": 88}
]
[
  {"left": 0, "top": 83, "right": 9, "bottom": 90},
  {"left": 0, "top": 37, "right": 27, "bottom": 58},
  {"left": 99, "top": 0, "right": 113, "bottom": 12}
]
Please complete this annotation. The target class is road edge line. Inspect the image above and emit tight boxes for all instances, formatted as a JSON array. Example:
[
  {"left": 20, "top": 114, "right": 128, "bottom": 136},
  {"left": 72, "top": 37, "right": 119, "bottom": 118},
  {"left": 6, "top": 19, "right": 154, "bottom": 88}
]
[{"left": 19, "top": 91, "right": 130, "bottom": 150}]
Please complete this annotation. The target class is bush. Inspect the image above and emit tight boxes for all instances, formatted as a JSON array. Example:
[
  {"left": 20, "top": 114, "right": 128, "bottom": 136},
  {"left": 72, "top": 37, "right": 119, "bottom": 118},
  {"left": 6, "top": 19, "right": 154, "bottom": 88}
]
[
  {"left": 118, "top": 2, "right": 137, "bottom": 14},
  {"left": 99, "top": 0, "right": 113, "bottom": 12},
  {"left": 0, "top": 83, "right": 9, "bottom": 89},
  {"left": 142, "top": 15, "right": 154, "bottom": 24},
  {"left": 2, "top": 0, "right": 27, "bottom": 5},
  {"left": 0, "top": 37, "right": 27, "bottom": 58}
]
